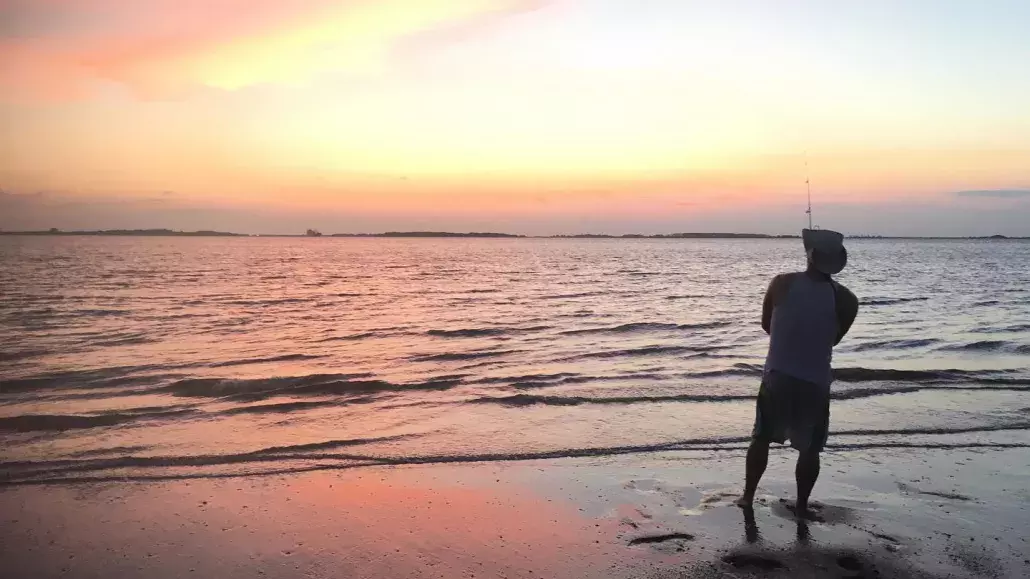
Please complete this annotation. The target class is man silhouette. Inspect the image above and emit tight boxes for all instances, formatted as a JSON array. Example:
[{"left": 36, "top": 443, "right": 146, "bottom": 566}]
[{"left": 737, "top": 229, "right": 858, "bottom": 518}]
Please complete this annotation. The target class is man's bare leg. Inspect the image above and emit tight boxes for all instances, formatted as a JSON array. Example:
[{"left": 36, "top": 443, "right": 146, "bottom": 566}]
[
  {"left": 795, "top": 449, "right": 820, "bottom": 517},
  {"left": 736, "top": 438, "right": 769, "bottom": 506}
]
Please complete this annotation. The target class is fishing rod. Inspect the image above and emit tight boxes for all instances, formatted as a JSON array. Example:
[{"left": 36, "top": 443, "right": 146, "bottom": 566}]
[{"left": 805, "top": 155, "right": 813, "bottom": 229}]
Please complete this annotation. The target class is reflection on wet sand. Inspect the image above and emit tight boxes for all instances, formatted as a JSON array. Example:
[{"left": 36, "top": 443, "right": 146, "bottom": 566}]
[{"left": 0, "top": 469, "right": 629, "bottom": 579}]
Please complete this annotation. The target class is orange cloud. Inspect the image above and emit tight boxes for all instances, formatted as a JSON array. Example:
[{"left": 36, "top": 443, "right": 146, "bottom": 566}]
[{"left": 0, "top": 0, "right": 541, "bottom": 100}]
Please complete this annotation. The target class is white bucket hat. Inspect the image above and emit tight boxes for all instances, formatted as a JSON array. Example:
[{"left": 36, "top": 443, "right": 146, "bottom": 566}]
[{"left": 802, "top": 228, "right": 847, "bottom": 275}]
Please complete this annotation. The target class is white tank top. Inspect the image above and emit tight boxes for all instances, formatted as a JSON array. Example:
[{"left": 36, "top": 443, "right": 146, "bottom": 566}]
[{"left": 765, "top": 274, "right": 838, "bottom": 387}]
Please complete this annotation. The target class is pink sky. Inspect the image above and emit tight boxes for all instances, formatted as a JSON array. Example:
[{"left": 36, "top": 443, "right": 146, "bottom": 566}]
[{"left": 1, "top": 0, "right": 1029, "bottom": 235}]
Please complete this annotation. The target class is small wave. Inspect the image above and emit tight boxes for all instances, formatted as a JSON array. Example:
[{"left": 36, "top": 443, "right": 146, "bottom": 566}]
[
  {"left": 0, "top": 349, "right": 50, "bottom": 362},
  {"left": 540, "top": 291, "right": 607, "bottom": 300},
  {"left": 943, "top": 340, "right": 1008, "bottom": 351},
  {"left": 470, "top": 383, "right": 1030, "bottom": 408},
  {"left": 0, "top": 434, "right": 750, "bottom": 483},
  {"left": 665, "top": 295, "right": 704, "bottom": 300},
  {"left": 972, "top": 300, "right": 1001, "bottom": 307},
  {"left": 208, "top": 353, "right": 327, "bottom": 368},
  {"left": 832, "top": 386, "right": 927, "bottom": 399},
  {"left": 0, "top": 435, "right": 417, "bottom": 478},
  {"left": 861, "top": 297, "right": 929, "bottom": 306},
  {"left": 160, "top": 373, "right": 372, "bottom": 397},
  {"left": 970, "top": 323, "right": 1030, "bottom": 334},
  {"left": 0, "top": 409, "right": 194, "bottom": 432},
  {"left": 682, "top": 364, "right": 763, "bottom": 379},
  {"left": 560, "top": 321, "right": 731, "bottom": 335},
  {"left": 835, "top": 423, "right": 1030, "bottom": 437},
  {"left": 427, "top": 328, "right": 509, "bottom": 338},
  {"left": 474, "top": 372, "right": 581, "bottom": 384},
  {"left": 412, "top": 349, "right": 522, "bottom": 362},
  {"left": 0, "top": 367, "right": 185, "bottom": 393},
  {"left": 937, "top": 340, "right": 1025, "bottom": 353},
  {"left": 668, "top": 363, "right": 1028, "bottom": 387},
  {"left": 160, "top": 373, "right": 463, "bottom": 400},
  {"left": 469, "top": 393, "right": 751, "bottom": 406},
  {"left": 513, "top": 372, "right": 667, "bottom": 389},
  {"left": 5, "top": 428, "right": 1030, "bottom": 486},
  {"left": 90, "top": 335, "right": 158, "bottom": 347},
  {"left": 76, "top": 309, "right": 129, "bottom": 317},
  {"left": 66, "top": 445, "right": 153, "bottom": 458},
  {"left": 224, "top": 297, "right": 311, "bottom": 307},
  {"left": 555, "top": 311, "right": 597, "bottom": 318},
  {"left": 218, "top": 399, "right": 372, "bottom": 415},
  {"left": 318, "top": 332, "right": 380, "bottom": 342},
  {"left": 566, "top": 345, "right": 718, "bottom": 360},
  {"left": 833, "top": 367, "right": 969, "bottom": 383},
  {"left": 255, "top": 434, "right": 423, "bottom": 455},
  {"left": 150, "top": 312, "right": 215, "bottom": 321},
  {"left": 849, "top": 338, "right": 940, "bottom": 352},
  {"left": 285, "top": 377, "right": 465, "bottom": 397},
  {"left": 466, "top": 289, "right": 500, "bottom": 294}
]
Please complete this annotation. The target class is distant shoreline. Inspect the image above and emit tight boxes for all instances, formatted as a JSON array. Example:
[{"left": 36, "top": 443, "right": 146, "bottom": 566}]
[{"left": 0, "top": 229, "right": 1024, "bottom": 240}]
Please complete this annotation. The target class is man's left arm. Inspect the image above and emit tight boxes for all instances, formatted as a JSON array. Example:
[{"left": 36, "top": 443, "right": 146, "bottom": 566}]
[
  {"left": 762, "top": 274, "right": 789, "bottom": 334},
  {"left": 834, "top": 284, "right": 859, "bottom": 345}
]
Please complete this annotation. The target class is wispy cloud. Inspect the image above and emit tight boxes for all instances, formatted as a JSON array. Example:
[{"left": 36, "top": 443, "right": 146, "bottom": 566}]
[
  {"left": 0, "top": 0, "right": 540, "bottom": 100},
  {"left": 954, "top": 189, "right": 1030, "bottom": 199}
]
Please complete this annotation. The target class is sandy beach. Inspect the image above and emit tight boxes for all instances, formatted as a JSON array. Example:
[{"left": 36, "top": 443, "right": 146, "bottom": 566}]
[{"left": 3, "top": 444, "right": 1027, "bottom": 579}]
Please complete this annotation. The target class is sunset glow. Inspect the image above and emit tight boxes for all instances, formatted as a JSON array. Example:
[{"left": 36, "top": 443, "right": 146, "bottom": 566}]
[{"left": 2, "top": 0, "right": 1029, "bottom": 235}]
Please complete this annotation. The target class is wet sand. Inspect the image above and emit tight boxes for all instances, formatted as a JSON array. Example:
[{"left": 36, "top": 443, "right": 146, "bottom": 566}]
[{"left": 2, "top": 447, "right": 1028, "bottom": 578}]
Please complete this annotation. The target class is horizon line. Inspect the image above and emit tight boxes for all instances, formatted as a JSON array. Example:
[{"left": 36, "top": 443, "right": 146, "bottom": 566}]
[{"left": 0, "top": 229, "right": 1024, "bottom": 240}]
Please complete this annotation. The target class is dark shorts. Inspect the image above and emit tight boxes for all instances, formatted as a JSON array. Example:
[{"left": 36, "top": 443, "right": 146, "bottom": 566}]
[{"left": 751, "top": 370, "right": 830, "bottom": 453}]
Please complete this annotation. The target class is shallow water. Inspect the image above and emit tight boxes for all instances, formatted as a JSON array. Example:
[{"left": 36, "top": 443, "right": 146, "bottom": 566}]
[{"left": 2, "top": 236, "right": 1029, "bottom": 483}]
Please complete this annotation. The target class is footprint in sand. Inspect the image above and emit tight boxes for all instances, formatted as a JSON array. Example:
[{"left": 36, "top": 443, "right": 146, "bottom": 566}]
[
  {"left": 627, "top": 533, "right": 696, "bottom": 546},
  {"left": 723, "top": 550, "right": 874, "bottom": 577},
  {"left": 628, "top": 533, "right": 697, "bottom": 554},
  {"left": 835, "top": 554, "right": 877, "bottom": 578},
  {"left": 722, "top": 552, "right": 785, "bottom": 571},
  {"left": 699, "top": 490, "right": 739, "bottom": 506},
  {"left": 771, "top": 498, "right": 855, "bottom": 524},
  {"left": 623, "top": 479, "right": 662, "bottom": 493}
]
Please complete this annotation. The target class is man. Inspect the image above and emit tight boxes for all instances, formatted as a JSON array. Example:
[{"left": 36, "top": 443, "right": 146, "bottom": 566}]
[{"left": 737, "top": 228, "right": 859, "bottom": 518}]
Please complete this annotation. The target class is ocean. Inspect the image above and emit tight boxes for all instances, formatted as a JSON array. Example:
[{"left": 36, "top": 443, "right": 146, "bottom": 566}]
[{"left": 2, "top": 236, "right": 1029, "bottom": 484}]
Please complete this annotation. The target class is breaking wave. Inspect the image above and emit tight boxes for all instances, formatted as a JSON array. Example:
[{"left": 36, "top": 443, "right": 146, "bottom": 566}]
[{"left": 3, "top": 423, "right": 1028, "bottom": 487}]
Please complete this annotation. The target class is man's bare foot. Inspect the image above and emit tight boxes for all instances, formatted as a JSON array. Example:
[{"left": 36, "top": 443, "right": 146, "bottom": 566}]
[
  {"left": 784, "top": 500, "right": 822, "bottom": 522},
  {"left": 734, "top": 495, "right": 754, "bottom": 508}
]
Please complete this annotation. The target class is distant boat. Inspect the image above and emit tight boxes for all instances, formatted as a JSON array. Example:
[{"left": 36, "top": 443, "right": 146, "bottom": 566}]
[{"left": 305, "top": 229, "right": 323, "bottom": 237}]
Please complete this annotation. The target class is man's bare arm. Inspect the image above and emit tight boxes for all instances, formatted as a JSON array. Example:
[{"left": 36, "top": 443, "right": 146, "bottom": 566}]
[
  {"left": 762, "top": 274, "right": 790, "bottom": 334},
  {"left": 834, "top": 284, "right": 859, "bottom": 345}
]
